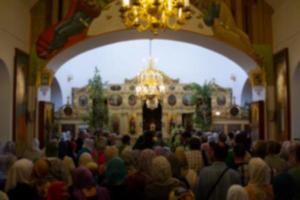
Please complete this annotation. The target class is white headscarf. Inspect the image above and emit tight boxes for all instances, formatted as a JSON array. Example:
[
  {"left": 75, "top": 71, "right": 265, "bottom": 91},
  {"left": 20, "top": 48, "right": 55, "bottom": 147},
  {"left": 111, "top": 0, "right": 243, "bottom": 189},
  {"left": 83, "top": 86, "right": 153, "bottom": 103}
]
[
  {"left": 5, "top": 158, "right": 33, "bottom": 192},
  {"left": 227, "top": 185, "right": 249, "bottom": 200},
  {"left": 248, "top": 158, "right": 271, "bottom": 185}
]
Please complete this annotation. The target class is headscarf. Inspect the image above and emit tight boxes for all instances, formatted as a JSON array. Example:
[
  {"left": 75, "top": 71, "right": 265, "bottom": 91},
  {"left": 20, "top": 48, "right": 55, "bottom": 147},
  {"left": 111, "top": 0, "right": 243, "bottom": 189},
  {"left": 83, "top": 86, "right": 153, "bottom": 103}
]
[
  {"left": 0, "top": 191, "right": 8, "bottom": 200},
  {"left": 248, "top": 158, "right": 271, "bottom": 185},
  {"left": 104, "top": 145, "right": 119, "bottom": 161},
  {"left": 167, "top": 154, "right": 182, "bottom": 179},
  {"left": 83, "top": 138, "right": 95, "bottom": 152},
  {"left": 138, "top": 149, "right": 155, "bottom": 176},
  {"left": 32, "top": 159, "right": 50, "bottom": 179},
  {"left": 227, "top": 185, "right": 249, "bottom": 200},
  {"left": 121, "top": 150, "right": 136, "bottom": 174},
  {"left": 79, "top": 152, "right": 93, "bottom": 167},
  {"left": 151, "top": 156, "right": 172, "bottom": 183},
  {"left": 63, "top": 156, "right": 75, "bottom": 186},
  {"left": 105, "top": 157, "right": 126, "bottom": 185},
  {"left": 47, "top": 181, "right": 68, "bottom": 200},
  {"left": 5, "top": 158, "right": 33, "bottom": 192},
  {"left": 73, "top": 166, "right": 95, "bottom": 189},
  {"left": 48, "top": 158, "right": 67, "bottom": 182}
]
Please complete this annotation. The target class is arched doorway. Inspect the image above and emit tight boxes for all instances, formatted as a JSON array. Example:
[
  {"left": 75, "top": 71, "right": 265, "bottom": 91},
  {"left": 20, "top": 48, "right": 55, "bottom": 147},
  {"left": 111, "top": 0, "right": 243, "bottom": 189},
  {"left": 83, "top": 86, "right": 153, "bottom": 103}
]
[
  {"left": 47, "top": 30, "right": 257, "bottom": 74},
  {"left": 143, "top": 103, "right": 162, "bottom": 132},
  {"left": 0, "top": 59, "right": 11, "bottom": 142}
]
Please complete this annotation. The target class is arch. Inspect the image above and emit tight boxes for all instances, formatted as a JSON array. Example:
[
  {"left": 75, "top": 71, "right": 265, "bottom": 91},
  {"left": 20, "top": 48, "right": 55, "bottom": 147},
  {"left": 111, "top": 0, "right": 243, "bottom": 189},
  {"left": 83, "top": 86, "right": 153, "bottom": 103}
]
[
  {"left": 291, "top": 63, "right": 300, "bottom": 139},
  {"left": 0, "top": 59, "right": 12, "bottom": 142},
  {"left": 51, "top": 77, "right": 63, "bottom": 111},
  {"left": 241, "top": 78, "right": 252, "bottom": 106},
  {"left": 46, "top": 30, "right": 257, "bottom": 73}
]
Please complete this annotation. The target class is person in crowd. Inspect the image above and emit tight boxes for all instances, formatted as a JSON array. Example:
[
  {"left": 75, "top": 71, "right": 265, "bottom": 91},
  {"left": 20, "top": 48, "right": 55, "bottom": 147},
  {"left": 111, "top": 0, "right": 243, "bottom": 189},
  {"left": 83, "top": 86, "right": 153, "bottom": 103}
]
[
  {"left": 47, "top": 181, "right": 70, "bottom": 200},
  {"left": 155, "top": 131, "right": 167, "bottom": 147},
  {"left": 72, "top": 166, "right": 110, "bottom": 200},
  {"left": 125, "top": 149, "right": 155, "bottom": 199},
  {"left": 133, "top": 131, "right": 155, "bottom": 150},
  {"left": 0, "top": 141, "right": 17, "bottom": 190},
  {"left": 79, "top": 152, "right": 94, "bottom": 167},
  {"left": 264, "top": 141, "right": 286, "bottom": 177},
  {"left": 48, "top": 158, "right": 68, "bottom": 182},
  {"left": 196, "top": 142, "right": 240, "bottom": 200},
  {"left": 175, "top": 147, "right": 198, "bottom": 191},
  {"left": 121, "top": 149, "right": 137, "bottom": 176},
  {"left": 104, "top": 145, "right": 119, "bottom": 161},
  {"left": 93, "top": 136, "right": 107, "bottom": 166},
  {"left": 145, "top": 156, "right": 182, "bottom": 200},
  {"left": 169, "top": 186, "right": 195, "bottom": 200},
  {"left": 77, "top": 138, "right": 95, "bottom": 158},
  {"left": 63, "top": 156, "right": 76, "bottom": 187},
  {"left": 226, "top": 185, "right": 249, "bottom": 200},
  {"left": 5, "top": 158, "right": 39, "bottom": 200},
  {"left": 251, "top": 140, "right": 267, "bottom": 159},
  {"left": 22, "top": 138, "right": 43, "bottom": 161},
  {"left": 244, "top": 158, "right": 274, "bottom": 200},
  {"left": 102, "top": 157, "right": 127, "bottom": 200},
  {"left": 185, "top": 137, "right": 204, "bottom": 174},
  {"left": 119, "top": 135, "right": 131, "bottom": 153},
  {"left": 45, "top": 139, "right": 59, "bottom": 158},
  {"left": 167, "top": 153, "right": 190, "bottom": 188},
  {"left": 75, "top": 131, "right": 87, "bottom": 153},
  {"left": 32, "top": 159, "right": 51, "bottom": 199},
  {"left": 272, "top": 171, "right": 295, "bottom": 200},
  {"left": 232, "top": 143, "right": 249, "bottom": 186},
  {"left": 280, "top": 141, "right": 298, "bottom": 169},
  {"left": 288, "top": 143, "right": 300, "bottom": 200},
  {"left": 0, "top": 191, "right": 8, "bottom": 200}
]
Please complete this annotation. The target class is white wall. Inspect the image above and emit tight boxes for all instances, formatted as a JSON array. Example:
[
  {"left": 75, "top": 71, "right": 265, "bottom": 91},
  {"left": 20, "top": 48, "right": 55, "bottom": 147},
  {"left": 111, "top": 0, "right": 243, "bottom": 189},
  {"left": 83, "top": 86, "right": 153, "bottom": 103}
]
[
  {"left": 272, "top": 0, "right": 300, "bottom": 139},
  {"left": 0, "top": 0, "right": 31, "bottom": 141}
]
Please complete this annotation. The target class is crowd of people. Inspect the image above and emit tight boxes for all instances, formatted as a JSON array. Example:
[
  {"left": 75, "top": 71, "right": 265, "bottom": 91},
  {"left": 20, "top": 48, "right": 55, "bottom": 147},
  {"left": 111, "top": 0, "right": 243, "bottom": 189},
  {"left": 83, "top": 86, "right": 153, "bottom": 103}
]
[{"left": 0, "top": 128, "right": 299, "bottom": 200}]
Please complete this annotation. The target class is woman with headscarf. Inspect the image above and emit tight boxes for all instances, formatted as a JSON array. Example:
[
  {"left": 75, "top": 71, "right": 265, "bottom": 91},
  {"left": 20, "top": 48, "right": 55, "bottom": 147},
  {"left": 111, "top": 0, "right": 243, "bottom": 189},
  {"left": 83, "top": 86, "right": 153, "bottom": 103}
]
[
  {"left": 32, "top": 159, "right": 51, "bottom": 199},
  {"left": 121, "top": 149, "right": 137, "bottom": 176},
  {"left": 175, "top": 147, "right": 198, "bottom": 191},
  {"left": 0, "top": 141, "right": 17, "bottom": 190},
  {"left": 48, "top": 158, "right": 68, "bottom": 183},
  {"left": 63, "top": 156, "right": 76, "bottom": 187},
  {"left": 145, "top": 156, "right": 182, "bottom": 200},
  {"left": 77, "top": 138, "right": 95, "bottom": 158},
  {"left": 47, "top": 181, "right": 70, "bottom": 200},
  {"left": 79, "top": 152, "right": 94, "bottom": 167},
  {"left": 104, "top": 146, "right": 119, "bottom": 162},
  {"left": 227, "top": 185, "right": 249, "bottom": 200},
  {"left": 72, "top": 167, "right": 110, "bottom": 200},
  {"left": 22, "top": 138, "right": 43, "bottom": 161},
  {"left": 103, "top": 157, "right": 127, "bottom": 200},
  {"left": 5, "top": 158, "right": 39, "bottom": 200},
  {"left": 167, "top": 153, "right": 190, "bottom": 189},
  {"left": 244, "top": 158, "right": 274, "bottom": 200},
  {"left": 125, "top": 149, "right": 155, "bottom": 200}
]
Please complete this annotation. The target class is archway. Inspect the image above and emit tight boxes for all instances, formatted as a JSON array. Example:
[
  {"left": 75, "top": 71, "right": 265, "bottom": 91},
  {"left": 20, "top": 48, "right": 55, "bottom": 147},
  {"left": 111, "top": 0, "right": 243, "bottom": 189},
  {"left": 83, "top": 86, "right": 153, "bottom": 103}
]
[
  {"left": 46, "top": 30, "right": 257, "bottom": 73},
  {"left": 0, "top": 59, "right": 12, "bottom": 142},
  {"left": 292, "top": 63, "right": 300, "bottom": 140}
]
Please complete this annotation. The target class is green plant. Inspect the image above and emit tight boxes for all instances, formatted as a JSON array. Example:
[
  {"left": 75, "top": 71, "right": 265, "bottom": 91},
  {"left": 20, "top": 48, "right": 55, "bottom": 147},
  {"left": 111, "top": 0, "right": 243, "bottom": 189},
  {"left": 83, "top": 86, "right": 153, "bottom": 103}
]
[
  {"left": 190, "top": 82, "right": 214, "bottom": 131},
  {"left": 85, "top": 68, "right": 108, "bottom": 131}
]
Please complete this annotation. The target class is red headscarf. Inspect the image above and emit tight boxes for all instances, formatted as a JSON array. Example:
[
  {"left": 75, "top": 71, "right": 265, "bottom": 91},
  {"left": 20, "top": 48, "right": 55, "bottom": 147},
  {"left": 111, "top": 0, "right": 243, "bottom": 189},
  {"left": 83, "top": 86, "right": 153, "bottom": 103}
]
[{"left": 47, "top": 181, "right": 69, "bottom": 200}]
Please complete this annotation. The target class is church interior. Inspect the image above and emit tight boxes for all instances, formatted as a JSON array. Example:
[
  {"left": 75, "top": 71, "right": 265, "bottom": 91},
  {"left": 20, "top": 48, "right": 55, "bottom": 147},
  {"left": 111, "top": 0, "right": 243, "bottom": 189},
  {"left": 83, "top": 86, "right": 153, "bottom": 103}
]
[{"left": 1, "top": 0, "right": 300, "bottom": 200}]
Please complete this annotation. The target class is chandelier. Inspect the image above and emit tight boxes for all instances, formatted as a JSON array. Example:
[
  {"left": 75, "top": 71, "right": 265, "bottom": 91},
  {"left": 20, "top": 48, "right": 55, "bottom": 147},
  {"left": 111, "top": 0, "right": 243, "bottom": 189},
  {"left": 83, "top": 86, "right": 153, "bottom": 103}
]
[
  {"left": 136, "top": 57, "right": 166, "bottom": 109},
  {"left": 120, "top": 0, "right": 191, "bottom": 34}
]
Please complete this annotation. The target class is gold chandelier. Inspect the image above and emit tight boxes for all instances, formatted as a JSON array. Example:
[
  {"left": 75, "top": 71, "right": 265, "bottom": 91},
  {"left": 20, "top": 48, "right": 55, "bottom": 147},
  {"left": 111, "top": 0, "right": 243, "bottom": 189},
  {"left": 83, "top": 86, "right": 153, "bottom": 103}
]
[
  {"left": 120, "top": 0, "right": 191, "bottom": 34},
  {"left": 136, "top": 57, "right": 166, "bottom": 109}
]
